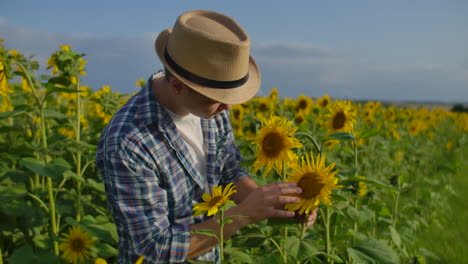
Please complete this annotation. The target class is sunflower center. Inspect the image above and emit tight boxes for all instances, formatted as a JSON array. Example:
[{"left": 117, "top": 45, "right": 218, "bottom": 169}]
[
  {"left": 295, "top": 116, "right": 304, "bottom": 125},
  {"left": 262, "top": 132, "right": 285, "bottom": 158},
  {"left": 233, "top": 109, "right": 241, "bottom": 120},
  {"left": 298, "top": 173, "right": 324, "bottom": 199},
  {"left": 298, "top": 99, "right": 308, "bottom": 110},
  {"left": 320, "top": 99, "right": 329, "bottom": 108},
  {"left": 332, "top": 111, "right": 346, "bottom": 129},
  {"left": 209, "top": 196, "right": 223, "bottom": 207},
  {"left": 71, "top": 238, "right": 85, "bottom": 251},
  {"left": 259, "top": 103, "right": 268, "bottom": 112}
]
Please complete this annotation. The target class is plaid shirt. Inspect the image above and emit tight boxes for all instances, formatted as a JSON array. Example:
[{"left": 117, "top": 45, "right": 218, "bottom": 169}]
[{"left": 96, "top": 74, "right": 249, "bottom": 263}]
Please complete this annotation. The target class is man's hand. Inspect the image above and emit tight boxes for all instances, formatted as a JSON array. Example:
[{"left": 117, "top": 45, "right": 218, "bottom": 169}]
[
  {"left": 294, "top": 209, "right": 318, "bottom": 227},
  {"left": 233, "top": 182, "right": 302, "bottom": 224}
]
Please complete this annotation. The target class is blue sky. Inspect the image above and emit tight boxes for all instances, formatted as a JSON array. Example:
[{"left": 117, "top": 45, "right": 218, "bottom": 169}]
[{"left": 2, "top": 0, "right": 467, "bottom": 103}]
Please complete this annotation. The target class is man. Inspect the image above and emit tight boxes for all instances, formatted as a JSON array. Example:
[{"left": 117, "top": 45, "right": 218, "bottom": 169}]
[{"left": 96, "top": 10, "right": 316, "bottom": 263}]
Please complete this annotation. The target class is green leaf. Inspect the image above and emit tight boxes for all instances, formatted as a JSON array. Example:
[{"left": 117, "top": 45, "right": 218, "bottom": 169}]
[
  {"left": 389, "top": 226, "right": 401, "bottom": 249},
  {"left": 86, "top": 178, "right": 105, "bottom": 193},
  {"left": 349, "top": 239, "right": 400, "bottom": 264},
  {"left": 19, "top": 157, "right": 46, "bottom": 176},
  {"left": 378, "top": 206, "right": 392, "bottom": 217},
  {"left": 322, "top": 132, "right": 356, "bottom": 141},
  {"left": 347, "top": 176, "right": 397, "bottom": 192},
  {"left": 330, "top": 193, "right": 350, "bottom": 209},
  {"left": 316, "top": 252, "right": 344, "bottom": 263},
  {"left": 225, "top": 248, "right": 254, "bottom": 263},
  {"left": 0, "top": 109, "right": 27, "bottom": 119},
  {"left": 337, "top": 168, "right": 358, "bottom": 176},
  {"left": 74, "top": 139, "right": 98, "bottom": 151},
  {"left": 36, "top": 253, "right": 60, "bottom": 264},
  {"left": 9, "top": 246, "right": 37, "bottom": 263},
  {"left": 43, "top": 109, "right": 67, "bottom": 119},
  {"left": 285, "top": 237, "right": 318, "bottom": 262},
  {"left": 9, "top": 246, "right": 60, "bottom": 264},
  {"left": 346, "top": 229, "right": 368, "bottom": 241},
  {"left": 347, "top": 248, "right": 375, "bottom": 264},
  {"left": 346, "top": 206, "right": 372, "bottom": 224},
  {"left": 47, "top": 76, "right": 72, "bottom": 86},
  {"left": 0, "top": 182, "right": 27, "bottom": 202},
  {"left": 19, "top": 157, "right": 70, "bottom": 180},
  {"left": 357, "top": 130, "right": 380, "bottom": 139},
  {"left": 267, "top": 217, "right": 297, "bottom": 226},
  {"left": 95, "top": 243, "right": 118, "bottom": 258},
  {"left": 64, "top": 170, "right": 85, "bottom": 182}
]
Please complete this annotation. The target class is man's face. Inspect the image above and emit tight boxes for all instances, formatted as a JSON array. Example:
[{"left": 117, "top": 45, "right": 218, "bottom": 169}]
[{"left": 182, "top": 85, "right": 232, "bottom": 119}]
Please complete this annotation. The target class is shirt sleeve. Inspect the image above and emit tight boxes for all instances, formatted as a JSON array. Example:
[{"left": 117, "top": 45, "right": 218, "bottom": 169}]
[{"left": 102, "top": 152, "right": 191, "bottom": 263}]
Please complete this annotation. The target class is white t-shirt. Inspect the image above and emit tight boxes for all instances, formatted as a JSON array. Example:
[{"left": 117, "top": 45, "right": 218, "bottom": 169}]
[{"left": 165, "top": 109, "right": 208, "bottom": 179}]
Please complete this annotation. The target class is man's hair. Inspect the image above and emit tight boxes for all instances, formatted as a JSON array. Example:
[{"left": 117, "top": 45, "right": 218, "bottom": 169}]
[{"left": 164, "top": 67, "right": 173, "bottom": 81}]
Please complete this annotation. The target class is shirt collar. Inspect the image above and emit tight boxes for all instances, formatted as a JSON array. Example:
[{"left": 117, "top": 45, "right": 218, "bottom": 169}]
[{"left": 137, "top": 72, "right": 174, "bottom": 130}]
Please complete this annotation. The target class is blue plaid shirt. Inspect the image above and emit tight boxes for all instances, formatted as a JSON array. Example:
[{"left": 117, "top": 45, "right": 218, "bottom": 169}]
[{"left": 96, "top": 75, "right": 249, "bottom": 263}]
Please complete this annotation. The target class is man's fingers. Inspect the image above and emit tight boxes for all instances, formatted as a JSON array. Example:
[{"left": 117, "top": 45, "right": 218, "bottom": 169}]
[
  {"left": 274, "top": 196, "right": 300, "bottom": 206},
  {"left": 262, "top": 182, "right": 301, "bottom": 196},
  {"left": 306, "top": 209, "right": 318, "bottom": 227},
  {"left": 271, "top": 208, "right": 295, "bottom": 218}
]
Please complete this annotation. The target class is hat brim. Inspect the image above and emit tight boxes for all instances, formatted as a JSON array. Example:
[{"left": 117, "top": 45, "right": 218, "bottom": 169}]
[{"left": 155, "top": 28, "right": 261, "bottom": 105}]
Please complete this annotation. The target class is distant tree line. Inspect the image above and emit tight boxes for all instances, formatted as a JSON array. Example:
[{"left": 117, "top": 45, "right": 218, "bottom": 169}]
[{"left": 451, "top": 104, "right": 468, "bottom": 113}]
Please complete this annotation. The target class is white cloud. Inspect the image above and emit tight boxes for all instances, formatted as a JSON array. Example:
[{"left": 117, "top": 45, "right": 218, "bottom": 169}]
[
  {"left": 1, "top": 22, "right": 467, "bottom": 103},
  {"left": 1, "top": 22, "right": 162, "bottom": 92},
  {"left": 252, "top": 41, "right": 468, "bottom": 102}
]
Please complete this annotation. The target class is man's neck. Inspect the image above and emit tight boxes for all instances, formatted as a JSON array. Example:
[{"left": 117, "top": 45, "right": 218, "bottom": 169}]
[{"left": 151, "top": 75, "right": 189, "bottom": 116}]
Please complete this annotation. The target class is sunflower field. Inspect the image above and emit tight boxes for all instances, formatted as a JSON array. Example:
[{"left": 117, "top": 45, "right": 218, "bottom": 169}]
[{"left": 1, "top": 40, "right": 467, "bottom": 264}]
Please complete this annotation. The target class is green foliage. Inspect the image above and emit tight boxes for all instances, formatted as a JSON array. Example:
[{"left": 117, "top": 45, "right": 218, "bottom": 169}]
[{"left": 1, "top": 42, "right": 467, "bottom": 264}]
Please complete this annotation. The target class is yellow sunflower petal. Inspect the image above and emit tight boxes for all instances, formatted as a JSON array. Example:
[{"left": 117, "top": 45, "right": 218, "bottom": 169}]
[{"left": 202, "top": 193, "right": 212, "bottom": 202}]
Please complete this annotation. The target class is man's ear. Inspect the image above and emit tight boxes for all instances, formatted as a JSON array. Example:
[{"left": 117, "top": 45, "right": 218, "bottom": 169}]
[{"left": 170, "top": 79, "right": 185, "bottom": 94}]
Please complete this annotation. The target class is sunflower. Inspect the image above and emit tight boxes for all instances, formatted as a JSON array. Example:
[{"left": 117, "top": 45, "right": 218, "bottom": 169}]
[
  {"left": 134, "top": 256, "right": 145, "bottom": 264},
  {"left": 0, "top": 57, "right": 10, "bottom": 96},
  {"left": 94, "top": 256, "right": 144, "bottom": 264},
  {"left": 294, "top": 111, "right": 306, "bottom": 126},
  {"left": 357, "top": 176, "right": 368, "bottom": 197},
  {"left": 316, "top": 94, "right": 331, "bottom": 109},
  {"left": 59, "top": 226, "right": 95, "bottom": 264},
  {"left": 295, "top": 94, "right": 313, "bottom": 113},
  {"left": 135, "top": 78, "right": 146, "bottom": 88},
  {"left": 252, "top": 116, "right": 303, "bottom": 175},
  {"left": 230, "top": 104, "right": 245, "bottom": 136},
  {"left": 325, "top": 101, "right": 356, "bottom": 134},
  {"left": 95, "top": 258, "right": 107, "bottom": 264},
  {"left": 193, "top": 183, "right": 237, "bottom": 217},
  {"left": 285, "top": 153, "right": 342, "bottom": 215},
  {"left": 324, "top": 139, "right": 339, "bottom": 150}
]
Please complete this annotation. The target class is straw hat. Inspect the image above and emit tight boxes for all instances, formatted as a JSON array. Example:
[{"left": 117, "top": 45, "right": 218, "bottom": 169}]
[{"left": 155, "top": 10, "right": 261, "bottom": 105}]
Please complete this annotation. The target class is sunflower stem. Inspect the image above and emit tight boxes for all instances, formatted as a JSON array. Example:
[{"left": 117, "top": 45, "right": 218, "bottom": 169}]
[
  {"left": 268, "top": 237, "right": 286, "bottom": 263},
  {"left": 352, "top": 138, "right": 359, "bottom": 242},
  {"left": 295, "top": 132, "right": 321, "bottom": 154},
  {"left": 299, "top": 218, "right": 307, "bottom": 240},
  {"left": 19, "top": 61, "right": 60, "bottom": 255},
  {"left": 392, "top": 183, "right": 401, "bottom": 228},
  {"left": 279, "top": 165, "right": 288, "bottom": 264},
  {"left": 74, "top": 67, "right": 83, "bottom": 222},
  {"left": 219, "top": 208, "right": 225, "bottom": 263},
  {"left": 321, "top": 207, "right": 333, "bottom": 258}
]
